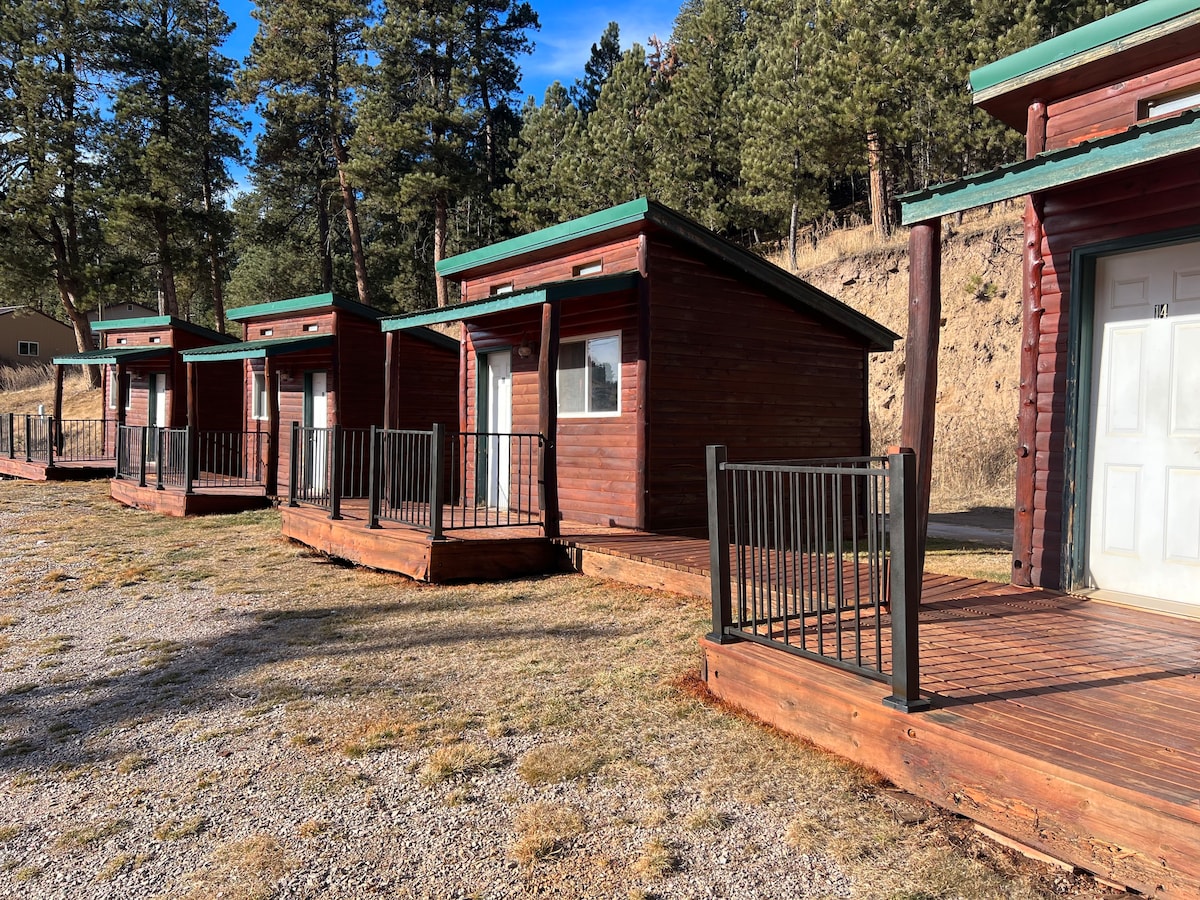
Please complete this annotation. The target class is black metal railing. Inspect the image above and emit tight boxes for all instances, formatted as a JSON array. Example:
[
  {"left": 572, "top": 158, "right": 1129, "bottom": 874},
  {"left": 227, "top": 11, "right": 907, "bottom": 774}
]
[
  {"left": 1, "top": 413, "right": 112, "bottom": 464},
  {"left": 289, "top": 424, "right": 545, "bottom": 536},
  {"left": 115, "top": 425, "right": 270, "bottom": 493},
  {"left": 706, "top": 446, "right": 927, "bottom": 712}
]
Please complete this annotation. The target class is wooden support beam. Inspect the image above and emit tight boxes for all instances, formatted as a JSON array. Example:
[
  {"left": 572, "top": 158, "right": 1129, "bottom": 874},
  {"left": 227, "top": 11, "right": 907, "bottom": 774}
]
[
  {"left": 115, "top": 364, "right": 127, "bottom": 429},
  {"left": 53, "top": 364, "right": 64, "bottom": 449},
  {"left": 186, "top": 362, "right": 198, "bottom": 429},
  {"left": 900, "top": 219, "right": 942, "bottom": 575},
  {"left": 635, "top": 234, "right": 651, "bottom": 531},
  {"left": 1014, "top": 99, "right": 1048, "bottom": 587},
  {"left": 265, "top": 358, "right": 279, "bottom": 495},
  {"left": 538, "top": 300, "right": 561, "bottom": 539},
  {"left": 383, "top": 330, "right": 397, "bottom": 429}
]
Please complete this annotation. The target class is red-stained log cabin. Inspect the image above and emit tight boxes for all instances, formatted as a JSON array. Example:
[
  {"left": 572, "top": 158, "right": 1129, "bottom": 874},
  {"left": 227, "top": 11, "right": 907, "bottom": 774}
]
[
  {"left": 701, "top": 4, "right": 1200, "bottom": 897},
  {"left": 280, "top": 199, "right": 897, "bottom": 582},
  {"left": 0, "top": 316, "right": 237, "bottom": 483},
  {"left": 170, "top": 292, "right": 458, "bottom": 517}
]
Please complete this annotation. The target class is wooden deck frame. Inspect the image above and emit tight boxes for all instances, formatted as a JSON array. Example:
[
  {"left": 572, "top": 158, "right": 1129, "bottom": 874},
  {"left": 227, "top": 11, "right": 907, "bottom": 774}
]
[
  {"left": 0, "top": 456, "right": 114, "bottom": 481},
  {"left": 109, "top": 479, "right": 270, "bottom": 517}
]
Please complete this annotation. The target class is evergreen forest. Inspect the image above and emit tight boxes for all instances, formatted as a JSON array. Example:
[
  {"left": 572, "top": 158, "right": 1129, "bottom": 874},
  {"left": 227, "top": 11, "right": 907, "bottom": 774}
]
[{"left": 0, "top": 0, "right": 1140, "bottom": 348}]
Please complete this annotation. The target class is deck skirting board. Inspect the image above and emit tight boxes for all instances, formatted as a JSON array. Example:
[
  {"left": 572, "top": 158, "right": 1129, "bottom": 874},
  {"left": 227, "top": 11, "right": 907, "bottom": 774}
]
[{"left": 701, "top": 636, "right": 1200, "bottom": 897}]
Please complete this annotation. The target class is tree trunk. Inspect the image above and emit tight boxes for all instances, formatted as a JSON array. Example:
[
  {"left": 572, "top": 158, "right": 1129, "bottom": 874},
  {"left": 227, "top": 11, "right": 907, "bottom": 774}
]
[
  {"left": 331, "top": 134, "right": 369, "bottom": 307},
  {"left": 316, "top": 182, "right": 334, "bottom": 293},
  {"left": 789, "top": 200, "right": 799, "bottom": 271},
  {"left": 203, "top": 176, "right": 226, "bottom": 333},
  {"left": 434, "top": 193, "right": 449, "bottom": 308},
  {"left": 47, "top": 220, "right": 100, "bottom": 387},
  {"left": 156, "top": 213, "right": 179, "bottom": 318},
  {"left": 867, "top": 130, "right": 892, "bottom": 240}
]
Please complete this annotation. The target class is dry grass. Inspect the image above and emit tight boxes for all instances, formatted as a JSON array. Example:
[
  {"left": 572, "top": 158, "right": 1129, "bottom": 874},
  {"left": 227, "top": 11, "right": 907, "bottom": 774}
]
[
  {"left": 924, "top": 538, "right": 1013, "bottom": 582},
  {"left": 0, "top": 366, "right": 99, "bottom": 417},
  {"left": 0, "top": 479, "right": 1108, "bottom": 898},
  {"left": 508, "top": 802, "right": 586, "bottom": 864}
]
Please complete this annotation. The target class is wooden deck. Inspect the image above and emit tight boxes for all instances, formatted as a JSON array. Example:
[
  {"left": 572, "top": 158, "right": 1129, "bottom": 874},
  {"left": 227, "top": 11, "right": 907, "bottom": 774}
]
[
  {"left": 109, "top": 478, "right": 271, "bottom": 517},
  {"left": 0, "top": 456, "right": 114, "bottom": 481}
]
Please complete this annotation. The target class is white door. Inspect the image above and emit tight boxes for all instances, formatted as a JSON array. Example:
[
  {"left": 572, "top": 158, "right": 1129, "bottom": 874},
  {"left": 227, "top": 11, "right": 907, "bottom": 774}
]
[
  {"left": 483, "top": 351, "right": 512, "bottom": 508},
  {"left": 306, "top": 372, "right": 329, "bottom": 489},
  {"left": 149, "top": 373, "right": 167, "bottom": 428},
  {"left": 1088, "top": 241, "right": 1200, "bottom": 607}
]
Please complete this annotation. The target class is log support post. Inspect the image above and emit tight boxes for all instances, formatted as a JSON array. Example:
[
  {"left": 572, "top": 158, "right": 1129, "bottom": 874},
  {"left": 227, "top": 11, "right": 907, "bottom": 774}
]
[
  {"left": 384, "top": 331, "right": 397, "bottom": 430},
  {"left": 635, "top": 235, "right": 651, "bottom": 531},
  {"left": 53, "top": 364, "right": 64, "bottom": 452},
  {"left": 538, "top": 300, "right": 561, "bottom": 538},
  {"left": 1014, "top": 99, "right": 1048, "bottom": 586},
  {"left": 265, "top": 359, "right": 280, "bottom": 496},
  {"left": 705, "top": 444, "right": 736, "bottom": 645},
  {"left": 900, "top": 218, "right": 942, "bottom": 579}
]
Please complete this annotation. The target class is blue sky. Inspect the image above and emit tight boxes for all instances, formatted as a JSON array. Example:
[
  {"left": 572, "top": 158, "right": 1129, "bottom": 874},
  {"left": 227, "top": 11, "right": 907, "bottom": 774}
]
[{"left": 222, "top": 0, "right": 682, "bottom": 106}]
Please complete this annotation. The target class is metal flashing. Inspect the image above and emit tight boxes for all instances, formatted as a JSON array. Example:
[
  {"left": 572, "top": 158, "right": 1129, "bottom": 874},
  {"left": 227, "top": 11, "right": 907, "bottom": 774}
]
[
  {"left": 53, "top": 346, "right": 172, "bottom": 366},
  {"left": 90, "top": 316, "right": 235, "bottom": 343},
  {"left": 226, "top": 292, "right": 382, "bottom": 323}
]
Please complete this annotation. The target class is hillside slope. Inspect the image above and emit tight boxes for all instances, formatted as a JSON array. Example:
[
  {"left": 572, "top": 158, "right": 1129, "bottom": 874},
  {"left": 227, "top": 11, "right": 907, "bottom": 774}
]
[{"left": 786, "top": 206, "right": 1024, "bottom": 511}]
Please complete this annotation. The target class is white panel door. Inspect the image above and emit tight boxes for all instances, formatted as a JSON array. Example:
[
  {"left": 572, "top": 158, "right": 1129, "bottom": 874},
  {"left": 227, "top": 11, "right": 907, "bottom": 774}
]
[
  {"left": 306, "top": 372, "right": 329, "bottom": 488},
  {"left": 149, "top": 373, "right": 167, "bottom": 428},
  {"left": 483, "top": 351, "right": 512, "bottom": 509},
  {"left": 1088, "top": 241, "right": 1200, "bottom": 606}
]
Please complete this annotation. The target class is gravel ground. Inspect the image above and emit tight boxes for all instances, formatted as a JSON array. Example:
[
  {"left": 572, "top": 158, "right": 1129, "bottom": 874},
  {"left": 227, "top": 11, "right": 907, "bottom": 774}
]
[{"left": 0, "top": 480, "right": 1114, "bottom": 900}]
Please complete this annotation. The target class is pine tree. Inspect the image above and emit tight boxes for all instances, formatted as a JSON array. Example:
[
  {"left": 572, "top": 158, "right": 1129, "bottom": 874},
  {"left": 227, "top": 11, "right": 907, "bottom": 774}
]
[
  {"left": 0, "top": 0, "right": 104, "bottom": 380},
  {"left": 241, "top": 0, "right": 372, "bottom": 306},
  {"left": 571, "top": 22, "right": 621, "bottom": 115},
  {"left": 497, "top": 83, "right": 588, "bottom": 232},
  {"left": 582, "top": 45, "right": 657, "bottom": 208}
]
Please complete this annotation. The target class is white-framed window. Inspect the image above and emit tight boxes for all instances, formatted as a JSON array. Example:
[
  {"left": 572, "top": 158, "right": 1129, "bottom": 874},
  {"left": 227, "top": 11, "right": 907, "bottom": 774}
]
[
  {"left": 303, "top": 323, "right": 319, "bottom": 332},
  {"left": 1141, "top": 86, "right": 1200, "bottom": 120},
  {"left": 490, "top": 282, "right": 514, "bottom": 296},
  {"left": 573, "top": 260, "right": 603, "bottom": 277},
  {"left": 251, "top": 372, "right": 268, "bottom": 420},
  {"left": 17, "top": 341, "right": 38, "bottom": 356},
  {"left": 558, "top": 332, "right": 621, "bottom": 416},
  {"left": 124, "top": 374, "right": 133, "bottom": 411},
  {"left": 260, "top": 327, "right": 274, "bottom": 337},
  {"left": 116, "top": 337, "right": 128, "bottom": 345},
  {"left": 148, "top": 336, "right": 161, "bottom": 343}
]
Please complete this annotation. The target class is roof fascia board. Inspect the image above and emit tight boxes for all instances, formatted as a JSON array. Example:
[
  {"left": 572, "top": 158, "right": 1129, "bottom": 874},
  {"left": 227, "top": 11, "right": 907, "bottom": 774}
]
[
  {"left": 226, "top": 293, "right": 382, "bottom": 323},
  {"left": 899, "top": 111, "right": 1200, "bottom": 224},
  {"left": 436, "top": 199, "right": 651, "bottom": 277},
  {"left": 971, "top": 2, "right": 1200, "bottom": 102},
  {"left": 180, "top": 334, "right": 333, "bottom": 362},
  {"left": 90, "top": 315, "right": 235, "bottom": 343}
]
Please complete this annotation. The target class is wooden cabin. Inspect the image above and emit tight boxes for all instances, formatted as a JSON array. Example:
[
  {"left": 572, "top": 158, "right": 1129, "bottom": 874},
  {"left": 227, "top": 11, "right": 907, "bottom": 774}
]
[
  {"left": 393, "top": 198, "right": 894, "bottom": 534},
  {"left": 899, "top": 0, "right": 1200, "bottom": 617},
  {"left": 702, "top": 4, "right": 1200, "bottom": 896},
  {"left": 0, "top": 316, "right": 236, "bottom": 482},
  {"left": 179, "top": 292, "right": 458, "bottom": 508}
]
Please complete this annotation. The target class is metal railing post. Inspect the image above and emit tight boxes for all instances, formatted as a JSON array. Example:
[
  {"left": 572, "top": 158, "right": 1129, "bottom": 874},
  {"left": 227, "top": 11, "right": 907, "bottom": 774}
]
[
  {"left": 155, "top": 429, "right": 165, "bottom": 490},
  {"left": 5, "top": 413, "right": 13, "bottom": 458},
  {"left": 367, "top": 425, "right": 381, "bottom": 529},
  {"left": 883, "top": 448, "right": 929, "bottom": 713},
  {"left": 429, "top": 424, "right": 445, "bottom": 540},
  {"left": 185, "top": 426, "right": 197, "bottom": 495},
  {"left": 138, "top": 427, "right": 148, "bottom": 488},
  {"left": 288, "top": 422, "right": 299, "bottom": 507},
  {"left": 706, "top": 445, "right": 737, "bottom": 644},
  {"left": 24, "top": 415, "right": 32, "bottom": 463},
  {"left": 329, "top": 424, "right": 343, "bottom": 520},
  {"left": 115, "top": 427, "right": 125, "bottom": 478}
]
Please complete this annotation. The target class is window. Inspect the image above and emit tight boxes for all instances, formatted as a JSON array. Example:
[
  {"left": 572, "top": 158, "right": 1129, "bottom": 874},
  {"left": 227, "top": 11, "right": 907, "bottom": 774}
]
[
  {"left": 573, "top": 261, "right": 603, "bottom": 277},
  {"left": 17, "top": 341, "right": 38, "bottom": 356},
  {"left": 303, "top": 323, "right": 319, "bottom": 332},
  {"left": 148, "top": 336, "right": 161, "bottom": 343},
  {"left": 260, "top": 327, "right": 274, "bottom": 337},
  {"left": 1140, "top": 86, "right": 1200, "bottom": 120},
  {"left": 251, "top": 372, "right": 268, "bottom": 420},
  {"left": 116, "top": 337, "right": 128, "bottom": 345},
  {"left": 490, "top": 282, "right": 514, "bottom": 296},
  {"left": 558, "top": 334, "right": 620, "bottom": 416}
]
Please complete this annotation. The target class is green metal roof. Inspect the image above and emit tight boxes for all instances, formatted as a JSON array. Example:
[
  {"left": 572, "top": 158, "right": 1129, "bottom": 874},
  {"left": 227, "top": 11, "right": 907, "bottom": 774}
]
[
  {"left": 381, "top": 273, "right": 640, "bottom": 331},
  {"left": 226, "top": 292, "right": 382, "bottom": 322},
  {"left": 53, "top": 346, "right": 171, "bottom": 366},
  {"left": 437, "top": 200, "right": 650, "bottom": 277},
  {"left": 434, "top": 199, "right": 897, "bottom": 350},
  {"left": 899, "top": 108, "right": 1200, "bottom": 225},
  {"left": 971, "top": 1, "right": 1200, "bottom": 99},
  {"left": 180, "top": 333, "right": 334, "bottom": 362},
  {"left": 90, "top": 315, "right": 235, "bottom": 343}
]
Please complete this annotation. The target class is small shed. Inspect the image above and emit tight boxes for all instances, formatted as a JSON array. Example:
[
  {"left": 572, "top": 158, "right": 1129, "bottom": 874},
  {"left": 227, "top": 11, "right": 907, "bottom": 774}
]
[
  {"left": 898, "top": 0, "right": 1200, "bottom": 615},
  {"left": 379, "top": 198, "right": 897, "bottom": 536},
  {"left": 180, "top": 292, "right": 458, "bottom": 498}
]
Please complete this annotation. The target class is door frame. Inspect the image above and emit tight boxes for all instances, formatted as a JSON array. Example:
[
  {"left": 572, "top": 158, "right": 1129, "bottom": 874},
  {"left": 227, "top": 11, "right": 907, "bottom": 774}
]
[
  {"left": 1063, "top": 223, "right": 1200, "bottom": 594},
  {"left": 476, "top": 347, "right": 513, "bottom": 508}
]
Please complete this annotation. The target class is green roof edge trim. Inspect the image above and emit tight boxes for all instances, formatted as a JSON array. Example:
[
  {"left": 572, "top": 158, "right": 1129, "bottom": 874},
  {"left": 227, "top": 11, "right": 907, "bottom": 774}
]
[
  {"left": 227, "top": 292, "right": 382, "bottom": 322},
  {"left": 380, "top": 273, "right": 641, "bottom": 331},
  {"left": 90, "top": 315, "right": 235, "bottom": 343},
  {"left": 180, "top": 333, "right": 334, "bottom": 362},
  {"left": 971, "top": 0, "right": 1200, "bottom": 97},
  {"left": 899, "top": 109, "right": 1200, "bottom": 225},
  {"left": 437, "top": 199, "right": 651, "bottom": 276},
  {"left": 53, "top": 346, "right": 171, "bottom": 366}
]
